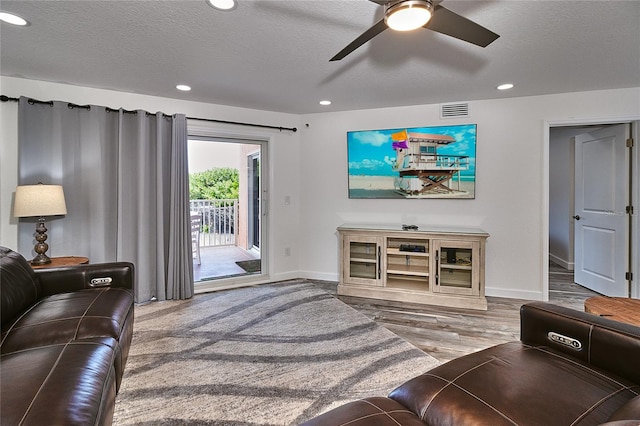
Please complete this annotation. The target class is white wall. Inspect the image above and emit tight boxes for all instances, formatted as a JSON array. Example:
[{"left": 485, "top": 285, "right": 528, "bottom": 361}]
[
  {"left": 548, "top": 129, "right": 573, "bottom": 268},
  {"left": 2, "top": 77, "right": 639, "bottom": 300},
  {"left": 188, "top": 141, "right": 241, "bottom": 173},
  {"left": 298, "top": 88, "right": 640, "bottom": 300},
  {"left": 0, "top": 76, "right": 302, "bottom": 281}
]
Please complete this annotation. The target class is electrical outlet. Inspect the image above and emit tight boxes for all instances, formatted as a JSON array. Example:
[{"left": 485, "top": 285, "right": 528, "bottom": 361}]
[
  {"left": 284, "top": 195, "right": 291, "bottom": 205},
  {"left": 284, "top": 247, "right": 291, "bottom": 256}
]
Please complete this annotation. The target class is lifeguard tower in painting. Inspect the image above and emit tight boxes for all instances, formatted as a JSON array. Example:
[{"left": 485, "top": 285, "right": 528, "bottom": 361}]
[{"left": 391, "top": 129, "right": 469, "bottom": 196}]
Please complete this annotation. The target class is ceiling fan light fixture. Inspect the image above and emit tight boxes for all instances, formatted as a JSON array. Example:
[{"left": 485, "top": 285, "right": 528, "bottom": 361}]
[{"left": 385, "top": 0, "right": 433, "bottom": 32}]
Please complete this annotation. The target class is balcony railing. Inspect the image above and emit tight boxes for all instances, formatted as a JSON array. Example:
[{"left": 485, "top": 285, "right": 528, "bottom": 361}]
[{"left": 190, "top": 199, "right": 238, "bottom": 247}]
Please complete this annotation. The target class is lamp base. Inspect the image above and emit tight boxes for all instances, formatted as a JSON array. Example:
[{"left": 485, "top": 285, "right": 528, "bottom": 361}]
[
  {"left": 31, "top": 218, "right": 52, "bottom": 265},
  {"left": 30, "top": 253, "right": 52, "bottom": 265}
]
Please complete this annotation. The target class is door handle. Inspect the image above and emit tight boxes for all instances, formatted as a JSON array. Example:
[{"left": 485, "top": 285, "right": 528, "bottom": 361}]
[{"left": 573, "top": 215, "right": 581, "bottom": 220}]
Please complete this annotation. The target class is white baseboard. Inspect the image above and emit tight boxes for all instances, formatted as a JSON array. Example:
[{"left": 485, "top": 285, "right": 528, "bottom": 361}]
[
  {"left": 549, "top": 253, "right": 574, "bottom": 271},
  {"left": 485, "top": 287, "right": 546, "bottom": 301},
  {"left": 300, "top": 271, "right": 340, "bottom": 282}
]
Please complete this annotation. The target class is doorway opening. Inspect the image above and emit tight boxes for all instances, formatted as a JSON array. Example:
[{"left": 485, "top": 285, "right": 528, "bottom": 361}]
[
  {"left": 547, "top": 121, "right": 638, "bottom": 299},
  {"left": 188, "top": 138, "right": 266, "bottom": 284}
]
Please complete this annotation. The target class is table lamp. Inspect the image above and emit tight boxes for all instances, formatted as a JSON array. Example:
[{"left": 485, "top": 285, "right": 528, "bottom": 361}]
[{"left": 13, "top": 183, "right": 67, "bottom": 265}]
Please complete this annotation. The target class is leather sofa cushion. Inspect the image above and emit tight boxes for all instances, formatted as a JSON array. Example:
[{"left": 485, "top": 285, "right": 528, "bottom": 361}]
[
  {"left": 0, "top": 246, "right": 41, "bottom": 326},
  {"left": 301, "top": 397, "right": 427, "bottom": 426},
  {"left": 1, "top": 287, "right": 134, "bottom": 354},
  {"left": 389, "top": 341, "right": 640, "bottom": 426},
  {"left": 0, "top": 337, "right": 117, "bottom": 426}
]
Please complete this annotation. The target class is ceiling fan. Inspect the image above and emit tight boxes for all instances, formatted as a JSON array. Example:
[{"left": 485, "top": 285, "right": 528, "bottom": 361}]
[{"left": 330, "top": 0, "right": 499, "bottom": 61}]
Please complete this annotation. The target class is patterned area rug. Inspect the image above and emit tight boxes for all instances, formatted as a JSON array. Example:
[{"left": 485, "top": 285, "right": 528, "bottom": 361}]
[{"left": 113, "top": 280, "right": 440, "bottom": 425}]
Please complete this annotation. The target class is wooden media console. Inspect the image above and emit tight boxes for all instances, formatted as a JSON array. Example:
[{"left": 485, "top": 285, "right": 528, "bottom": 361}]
[{"left": 338, "top": 224, "right": 489, "bottom": 310}]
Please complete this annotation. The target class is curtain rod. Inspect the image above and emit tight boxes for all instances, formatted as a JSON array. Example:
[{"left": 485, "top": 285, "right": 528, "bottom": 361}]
[
  {"left": 1, "top": 95, "right": 298, "bottom": 133},
  {"left": 186, "top": 116, "right": 296, "bottom": 132}
]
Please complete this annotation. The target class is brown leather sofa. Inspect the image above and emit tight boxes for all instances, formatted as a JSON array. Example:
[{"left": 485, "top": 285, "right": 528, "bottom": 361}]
[
  {"left": 302, "top": 302, "right": 640, "bottom": 426},
  {"left": 0, "top": 246, "right": 134, "bottom": 426}
]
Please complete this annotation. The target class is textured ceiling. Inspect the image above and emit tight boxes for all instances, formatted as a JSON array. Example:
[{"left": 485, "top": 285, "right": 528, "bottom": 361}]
[{"left": 1, "top": 0, "right": 639, "bottom": 114}]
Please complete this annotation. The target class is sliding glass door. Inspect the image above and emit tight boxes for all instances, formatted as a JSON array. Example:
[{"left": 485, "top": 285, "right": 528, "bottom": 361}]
[{"left": 187, "top": 137, "right": 267, "bottom": 284}]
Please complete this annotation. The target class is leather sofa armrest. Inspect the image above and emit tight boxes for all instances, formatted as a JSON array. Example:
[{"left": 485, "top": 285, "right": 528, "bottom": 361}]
[
  {"left": 606, "top": 395, "right": 640, "bottom": 423},
  {"left": 300, "top": 397, "right": 427, "bottom": 426},
  {"left": 34, "top": 262, "right": 134, "bottom": 297},
  {"left": 520, "top": 302, "right": 640, "bottom": 384}
]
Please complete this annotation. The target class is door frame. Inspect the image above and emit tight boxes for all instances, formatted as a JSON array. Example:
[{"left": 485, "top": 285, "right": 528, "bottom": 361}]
[
  {"left": 186, "top": 124, "right": 272, "bottom": 293},
  {"left": 247, "top": 151, "right": 260, "bottom": 251},
  {"left": 543, "top": 116, "right": 639, "bottom": 300}
]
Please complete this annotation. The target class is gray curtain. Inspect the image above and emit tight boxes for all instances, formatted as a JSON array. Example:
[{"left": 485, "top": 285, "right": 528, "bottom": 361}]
[{"left": 18, "top": 97, "right": 193, "bottom": 301}]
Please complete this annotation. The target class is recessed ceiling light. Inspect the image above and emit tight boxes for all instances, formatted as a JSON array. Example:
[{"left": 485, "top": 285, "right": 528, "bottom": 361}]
[
  {"left": 319, "top": 100, "right": 332, "bottom": 106},
  {"left": 206, "top": 0, "right": 237, "bottom": 11},
  {"left": 176, "top": 84, "right": 192, "bottom": 92},
  {"left": 497, "top": 83, "right": 514, "bottom": 91},
  {"left": 0, "top": 11, "right": 29, "bottom": 26}
]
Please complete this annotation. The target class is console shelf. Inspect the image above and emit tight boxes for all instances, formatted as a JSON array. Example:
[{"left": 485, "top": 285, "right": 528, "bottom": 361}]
[
  {"left": 386, "top": 266, "right": 429, "bottom": 276},
  {"left": 338, "top": 224, "right": 489, "bottom": 310},
  {"left": 386, "top": 248, "right": 430, "bottom": 257}
]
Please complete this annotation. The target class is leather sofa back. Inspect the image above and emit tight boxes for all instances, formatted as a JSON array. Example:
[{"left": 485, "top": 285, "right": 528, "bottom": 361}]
[
  {"left": 36, "top": 263, "right": 134, "bottom": 297},
  {"left": 520, "top": 301, "right": 640, "bottom": 384},
  {"left": 0, "top": 246, "right": 41, "bottom": 327}
]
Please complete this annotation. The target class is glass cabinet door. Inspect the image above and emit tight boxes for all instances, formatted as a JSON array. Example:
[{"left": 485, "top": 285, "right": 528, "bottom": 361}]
[
  {"left": 435, "top": 240, "right": 479, "bottom": 295},
  {"left": 343, "top": 235, "right": 383, "bottom": 286}
]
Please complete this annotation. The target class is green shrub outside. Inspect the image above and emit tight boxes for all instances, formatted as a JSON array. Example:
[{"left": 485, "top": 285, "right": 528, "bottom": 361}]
[{"left": 189, "top": 168, "right": 239, "bottom": 201}]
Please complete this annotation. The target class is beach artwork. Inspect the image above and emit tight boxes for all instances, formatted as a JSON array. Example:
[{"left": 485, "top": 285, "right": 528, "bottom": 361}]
[{"left": 348, "top": 124, "right": 477, "bottom": 199}]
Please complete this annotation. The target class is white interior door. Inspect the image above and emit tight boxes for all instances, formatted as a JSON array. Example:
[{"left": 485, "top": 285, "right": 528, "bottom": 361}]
[{"left": 574, "top": 124, "right": 629, "bottom": 296}]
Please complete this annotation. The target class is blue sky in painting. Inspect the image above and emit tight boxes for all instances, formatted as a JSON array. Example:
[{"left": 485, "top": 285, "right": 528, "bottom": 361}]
[{"left": 347, "top": 124, "right": 477, "bottom": 178}]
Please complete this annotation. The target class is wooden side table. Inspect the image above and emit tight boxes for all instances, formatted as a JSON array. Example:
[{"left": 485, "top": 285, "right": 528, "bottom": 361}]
[
  {"left": 31, "top": 256, "right": 89, "bottom": 269},
  {"left": 584, "top": 296, "right": 640, "bottom": 327}
]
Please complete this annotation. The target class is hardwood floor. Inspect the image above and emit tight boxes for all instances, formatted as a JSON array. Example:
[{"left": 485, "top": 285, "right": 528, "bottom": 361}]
[{"left": 312, "top": 262, "right": 599, "bottom": 363}]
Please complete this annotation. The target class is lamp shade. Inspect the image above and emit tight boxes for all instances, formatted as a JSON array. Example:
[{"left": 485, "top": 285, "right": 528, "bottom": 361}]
[{"left": 13, "top": 184, "right": 67, "bottom": 218}]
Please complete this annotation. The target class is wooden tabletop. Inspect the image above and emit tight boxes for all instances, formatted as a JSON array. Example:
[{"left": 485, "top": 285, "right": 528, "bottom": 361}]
[
  {"left": 584, "top": 296, "right": 640, "bottom": 327},
  {"left": 31, "top": 256, "right": 89, "bottom": 269}
]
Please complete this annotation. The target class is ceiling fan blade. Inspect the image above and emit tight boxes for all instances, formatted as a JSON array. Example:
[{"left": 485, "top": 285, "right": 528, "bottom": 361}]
[
  {"left": 427, "top": 5, "right": 499, "bottom": 47},
  {"left": 330, "top": 19, "right": 388, "bottom": 61},
  {"left": 367, "top": 0, "right": 388, "bottom": 5}
]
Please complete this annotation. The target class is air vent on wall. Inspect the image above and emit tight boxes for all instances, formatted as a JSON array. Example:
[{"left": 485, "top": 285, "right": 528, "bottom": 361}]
[{"left": 440, "top": 102, "right": 470, "bottom": 119}]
